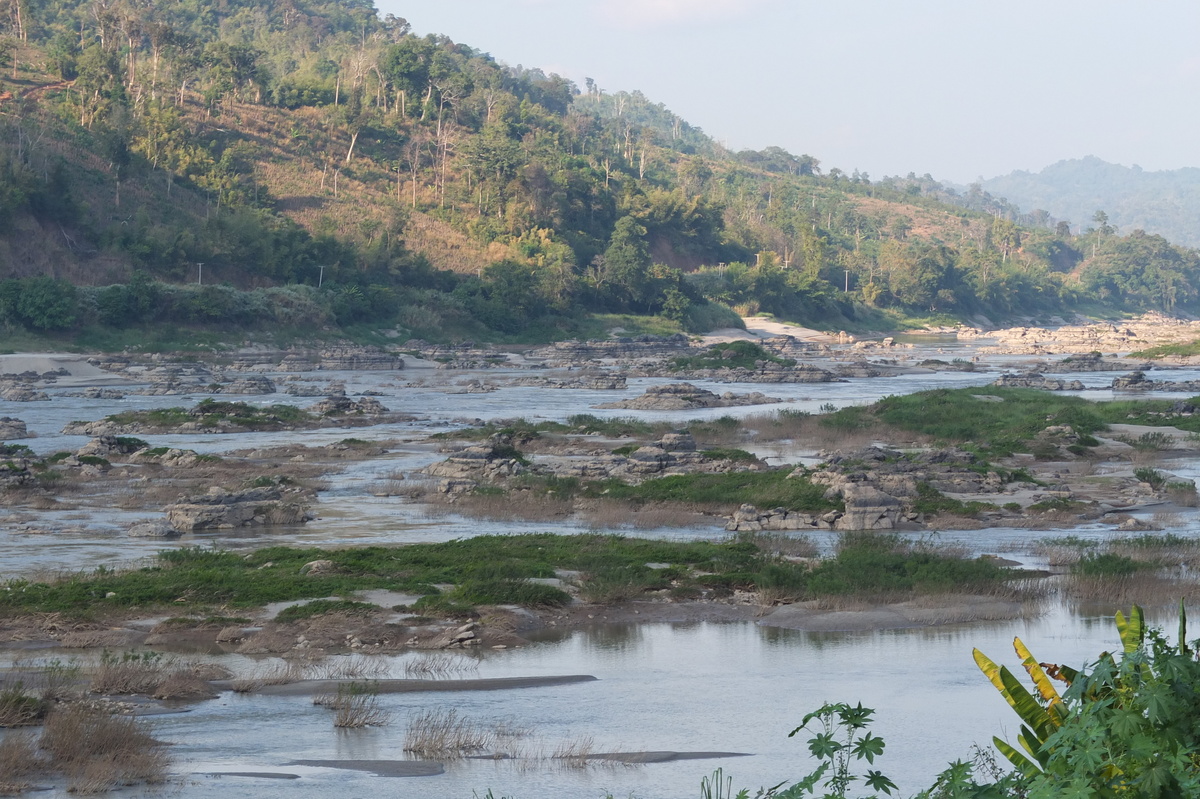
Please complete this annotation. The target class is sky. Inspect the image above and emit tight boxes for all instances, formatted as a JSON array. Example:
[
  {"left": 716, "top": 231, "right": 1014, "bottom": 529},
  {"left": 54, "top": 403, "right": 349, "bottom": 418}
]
[{"left": 378, "top": 0, "right": 1200, "bottom": 185}]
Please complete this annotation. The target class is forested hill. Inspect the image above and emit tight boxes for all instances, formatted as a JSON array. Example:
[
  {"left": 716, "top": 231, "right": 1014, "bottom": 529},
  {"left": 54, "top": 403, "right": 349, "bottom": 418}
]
[
  {"left": 0, "top": 0, "right": 1198, "bottom": 345},
  {"left": 981, "top": 156, "right": 1200, "bottom": 249}
]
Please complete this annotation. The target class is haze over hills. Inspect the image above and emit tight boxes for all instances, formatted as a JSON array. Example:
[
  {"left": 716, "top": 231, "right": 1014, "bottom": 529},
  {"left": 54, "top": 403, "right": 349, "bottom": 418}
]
[{"left": 980, "top": 157, "right": 1200, "bottom": 248}]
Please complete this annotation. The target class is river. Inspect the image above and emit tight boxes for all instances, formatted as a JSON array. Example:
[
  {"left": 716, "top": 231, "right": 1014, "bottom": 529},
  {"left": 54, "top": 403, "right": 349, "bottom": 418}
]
[{"left": 2, "top": 349, "right": 1198, "bottom": 797}]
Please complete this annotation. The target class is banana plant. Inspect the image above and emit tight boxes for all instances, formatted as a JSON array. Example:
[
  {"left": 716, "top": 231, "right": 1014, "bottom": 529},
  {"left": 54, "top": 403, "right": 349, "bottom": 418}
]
[{"left": 973, "top": 604, "right": 1153, "bottom": 776}]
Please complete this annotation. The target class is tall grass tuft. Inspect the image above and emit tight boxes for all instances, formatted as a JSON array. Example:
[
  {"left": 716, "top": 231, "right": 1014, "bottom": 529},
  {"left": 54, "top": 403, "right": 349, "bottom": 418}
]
[
  {"left": 314, "top": 682, "right": 391, "bottom": 728},
  {"left": 403, "top": 653, "right": 479, "bottom": 679},
  {"left": 403, "top": 709, "right": 494, "bottom": 758},
  {"left": 230, "top": 659, "right": 311, "bottom": 693}
]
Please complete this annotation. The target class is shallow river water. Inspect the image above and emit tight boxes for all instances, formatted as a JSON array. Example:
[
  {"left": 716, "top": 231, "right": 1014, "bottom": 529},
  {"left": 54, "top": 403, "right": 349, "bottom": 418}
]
[{"left": 3, "top": 349, "right": 1200, "bottom": 797}]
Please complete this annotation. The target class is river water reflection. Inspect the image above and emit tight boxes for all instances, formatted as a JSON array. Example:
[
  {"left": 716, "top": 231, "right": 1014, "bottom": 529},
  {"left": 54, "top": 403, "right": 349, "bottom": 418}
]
[{"left": 144, "top": 608, "right": 1137, "bottom": 798}]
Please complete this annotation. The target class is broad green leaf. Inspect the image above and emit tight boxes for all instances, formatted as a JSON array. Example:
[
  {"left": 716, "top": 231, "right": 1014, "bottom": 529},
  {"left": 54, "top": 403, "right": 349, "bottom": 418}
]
[
  {"left": 993, "top": 736, "right": 1042, "bottom": 777},
  {"left": 999, "top": 666, "right": 1057, "bottom": 737},
  {"left": 852, "top": 731, "right": 886, "bottom": 764},
  {"left": 864, "top": 769, "right": 897, "bottom": 795},
  {"left": 1115, "top": 605, "right": 1144, "bottom": 654},
  {"left": 807, "top": 731, "right": 841, "bottom": 760}
]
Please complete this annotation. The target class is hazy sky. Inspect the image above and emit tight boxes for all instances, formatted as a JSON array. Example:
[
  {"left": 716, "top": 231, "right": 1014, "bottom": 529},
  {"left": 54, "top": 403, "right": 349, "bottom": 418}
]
[{"left": 379, "top": 1, "right": 1200, "bottom": 184}]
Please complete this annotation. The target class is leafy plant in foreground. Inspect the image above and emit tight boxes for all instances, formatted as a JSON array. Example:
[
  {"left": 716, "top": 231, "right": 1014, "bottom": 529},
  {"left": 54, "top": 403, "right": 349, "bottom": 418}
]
[
  {"left": 784, "top": 703, "right": 896, "bottom": 798},
  {"left": 975, "top": 603, "right": 1200, "bottom": 798}
]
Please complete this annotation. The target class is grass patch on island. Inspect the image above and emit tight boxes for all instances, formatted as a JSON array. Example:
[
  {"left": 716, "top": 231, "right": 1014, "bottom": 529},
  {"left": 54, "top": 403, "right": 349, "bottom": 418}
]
[
  {"left": 0, "top": 532, "right": 1028, "bottom": 616},
  {"left": 585, "top": 469, "right": 839, "bottom": 512}
]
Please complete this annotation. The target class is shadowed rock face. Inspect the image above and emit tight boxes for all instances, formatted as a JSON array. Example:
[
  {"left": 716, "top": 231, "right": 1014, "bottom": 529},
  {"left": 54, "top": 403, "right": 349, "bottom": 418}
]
[{"left": 0, "top": 416, "right": 29, "bottom": 439}]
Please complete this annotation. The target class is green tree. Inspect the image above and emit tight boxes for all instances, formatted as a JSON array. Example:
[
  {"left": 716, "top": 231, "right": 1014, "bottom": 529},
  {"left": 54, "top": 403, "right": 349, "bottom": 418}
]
[{"left": 601, "top": 215, "right": 651, "bottom": 310}]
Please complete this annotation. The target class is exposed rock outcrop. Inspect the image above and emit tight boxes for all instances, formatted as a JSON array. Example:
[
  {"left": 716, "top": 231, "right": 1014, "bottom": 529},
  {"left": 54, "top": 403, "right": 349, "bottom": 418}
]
[
  {"left": 164, "top": 486, "right": 313, "bottom": 532},
  {"left": 1111, "top": 370, "right": 1200, "bottom": 392},
  {"left": 423, "top": 444, "right": 528, "bottom": 482},
  {"left": 509, "top": 374, "right": 628, "bottom": 390},
  {"left": 0, "top": 417, "right": 30, "bottom": 440},
  {"left": 0, "top": 385, "right": 49, "bottom": 401},
  {"left": 992, "top": 373, "right": 1084, "bottom": 391},
  {"left": 309, "top": 395, "right": 390, "bottom": 415}
]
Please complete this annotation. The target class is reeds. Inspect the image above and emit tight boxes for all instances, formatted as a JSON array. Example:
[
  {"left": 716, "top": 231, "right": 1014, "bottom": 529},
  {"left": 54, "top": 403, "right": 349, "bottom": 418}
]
[
  {"left": 403, "top": 708, "right": 494, "bottom": 758},
  {"left": 230, "top": 659, "right": 311, "bottom": 693},
  {"left": 88, "top": 651, "right": 226, "bottom": 699},
  {"left": 314, "top": 682, "right": 391, "bottom": 728},
  {"left": 551, "top": 734, "right": 596, "bottom": 768},
  {"left": 1064, "top": 570, "right": 1200, "bottom": 608},
  {"left": 402, "top": 653, "right": 479, "bottom": 679},
  {"left": 310, "top": 655, "right": 390, "bottom": 681}
]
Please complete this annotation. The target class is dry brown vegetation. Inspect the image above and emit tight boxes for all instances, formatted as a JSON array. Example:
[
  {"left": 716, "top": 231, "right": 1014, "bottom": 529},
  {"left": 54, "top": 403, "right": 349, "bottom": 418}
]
[
  {"left": 89, "top": 653, "right": 228, "bottom": 699},
  {"left": 314, "top": 683, "right": 391, "bottom": 728},
  {"left": 421, "top": 490, "right": 575, "bottom": 523},
  {"left": 0, "top": 732, "right": 39, "bottom": 794},
  {"left": 578, "top": 501, "right": 718, "bottom": 530},
  {"left": 230, "top": 659, "right": 311, "bottom": 693},
  {"left": 402, "top": 653, "right": 479, "bottom": 679},
  {"left": 37, "top": 705, "right": 169, "bottom": 794},
  {"left": 1065, "top": 572, "right": 1200, "bottom": 610},
  {"left": 403, "top": 708, "right": 496, "bottom": 758}
]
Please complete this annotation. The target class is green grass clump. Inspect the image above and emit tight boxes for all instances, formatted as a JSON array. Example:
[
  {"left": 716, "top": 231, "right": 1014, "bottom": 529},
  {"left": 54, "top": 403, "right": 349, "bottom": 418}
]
[
  {"left": 813, "top": 387, "right": 1200, "bottom": 457},
  {"left": 76, "top": 455, "right": 110, "bottom": 467},
  {"left": 274, "top": 599, "right": 377, "bottom": 623},
  {"left": 0, "top": 531, "right": 1022, "bottom": 616},
  {"left": 587, "top": 469, "right": 839, "bottom": 512},
  {"left": 912, "top": 483, "right": 998, "bottom": 517},
  {"left": 1134, "top": 467, "right": 1166, "bottom": 488},
  {"left": 804, "top": 534, "right": 1012, "bottom": 596},
  {"left": 1131, "top": 338, "right": 1200, "bottom": 359},
  {"left": 566, "top": 414, "right": 661, "bottom": 437},
  {"left": 671, "top": 340, "right": 796, "bottom": 371},
  {"left": 1071, "top": 553, "right": 1146, "bottom": 577},
  {"left": 450, "top": 579, "right": 571, "bottom": 608},
  {"left": 858, "top": 388, "right": 1107, "bottom": 456},
  {"left": 105, "top": 407, "right": 192, "bottom": 427}
]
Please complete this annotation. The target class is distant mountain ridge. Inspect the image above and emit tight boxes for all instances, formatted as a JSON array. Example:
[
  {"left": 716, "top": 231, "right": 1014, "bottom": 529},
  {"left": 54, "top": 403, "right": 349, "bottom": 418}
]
[{"left": 980, "top": 156, "right": 1200, "bottom": 247}]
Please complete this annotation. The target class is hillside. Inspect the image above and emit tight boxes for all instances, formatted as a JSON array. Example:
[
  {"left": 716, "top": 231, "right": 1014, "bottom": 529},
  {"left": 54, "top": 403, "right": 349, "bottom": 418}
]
[
  {"left": 1, "top": 2, "right": 1199, "bottom": 347},
  {"left": 981, "top": 156, "right": 1200, "bottom": 248}
]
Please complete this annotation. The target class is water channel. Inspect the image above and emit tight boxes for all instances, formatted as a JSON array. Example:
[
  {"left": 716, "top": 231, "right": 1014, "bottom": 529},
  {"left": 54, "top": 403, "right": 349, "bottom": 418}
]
[{"left": 2, "top": 347, "right": 1199, "bottom": 797}]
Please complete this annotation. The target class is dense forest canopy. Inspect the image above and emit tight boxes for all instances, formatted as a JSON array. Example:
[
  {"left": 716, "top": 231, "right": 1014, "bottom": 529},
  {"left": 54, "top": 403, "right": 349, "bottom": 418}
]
[{"left": 0, "top": 0, "right": 1197, "bottom": 342}]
